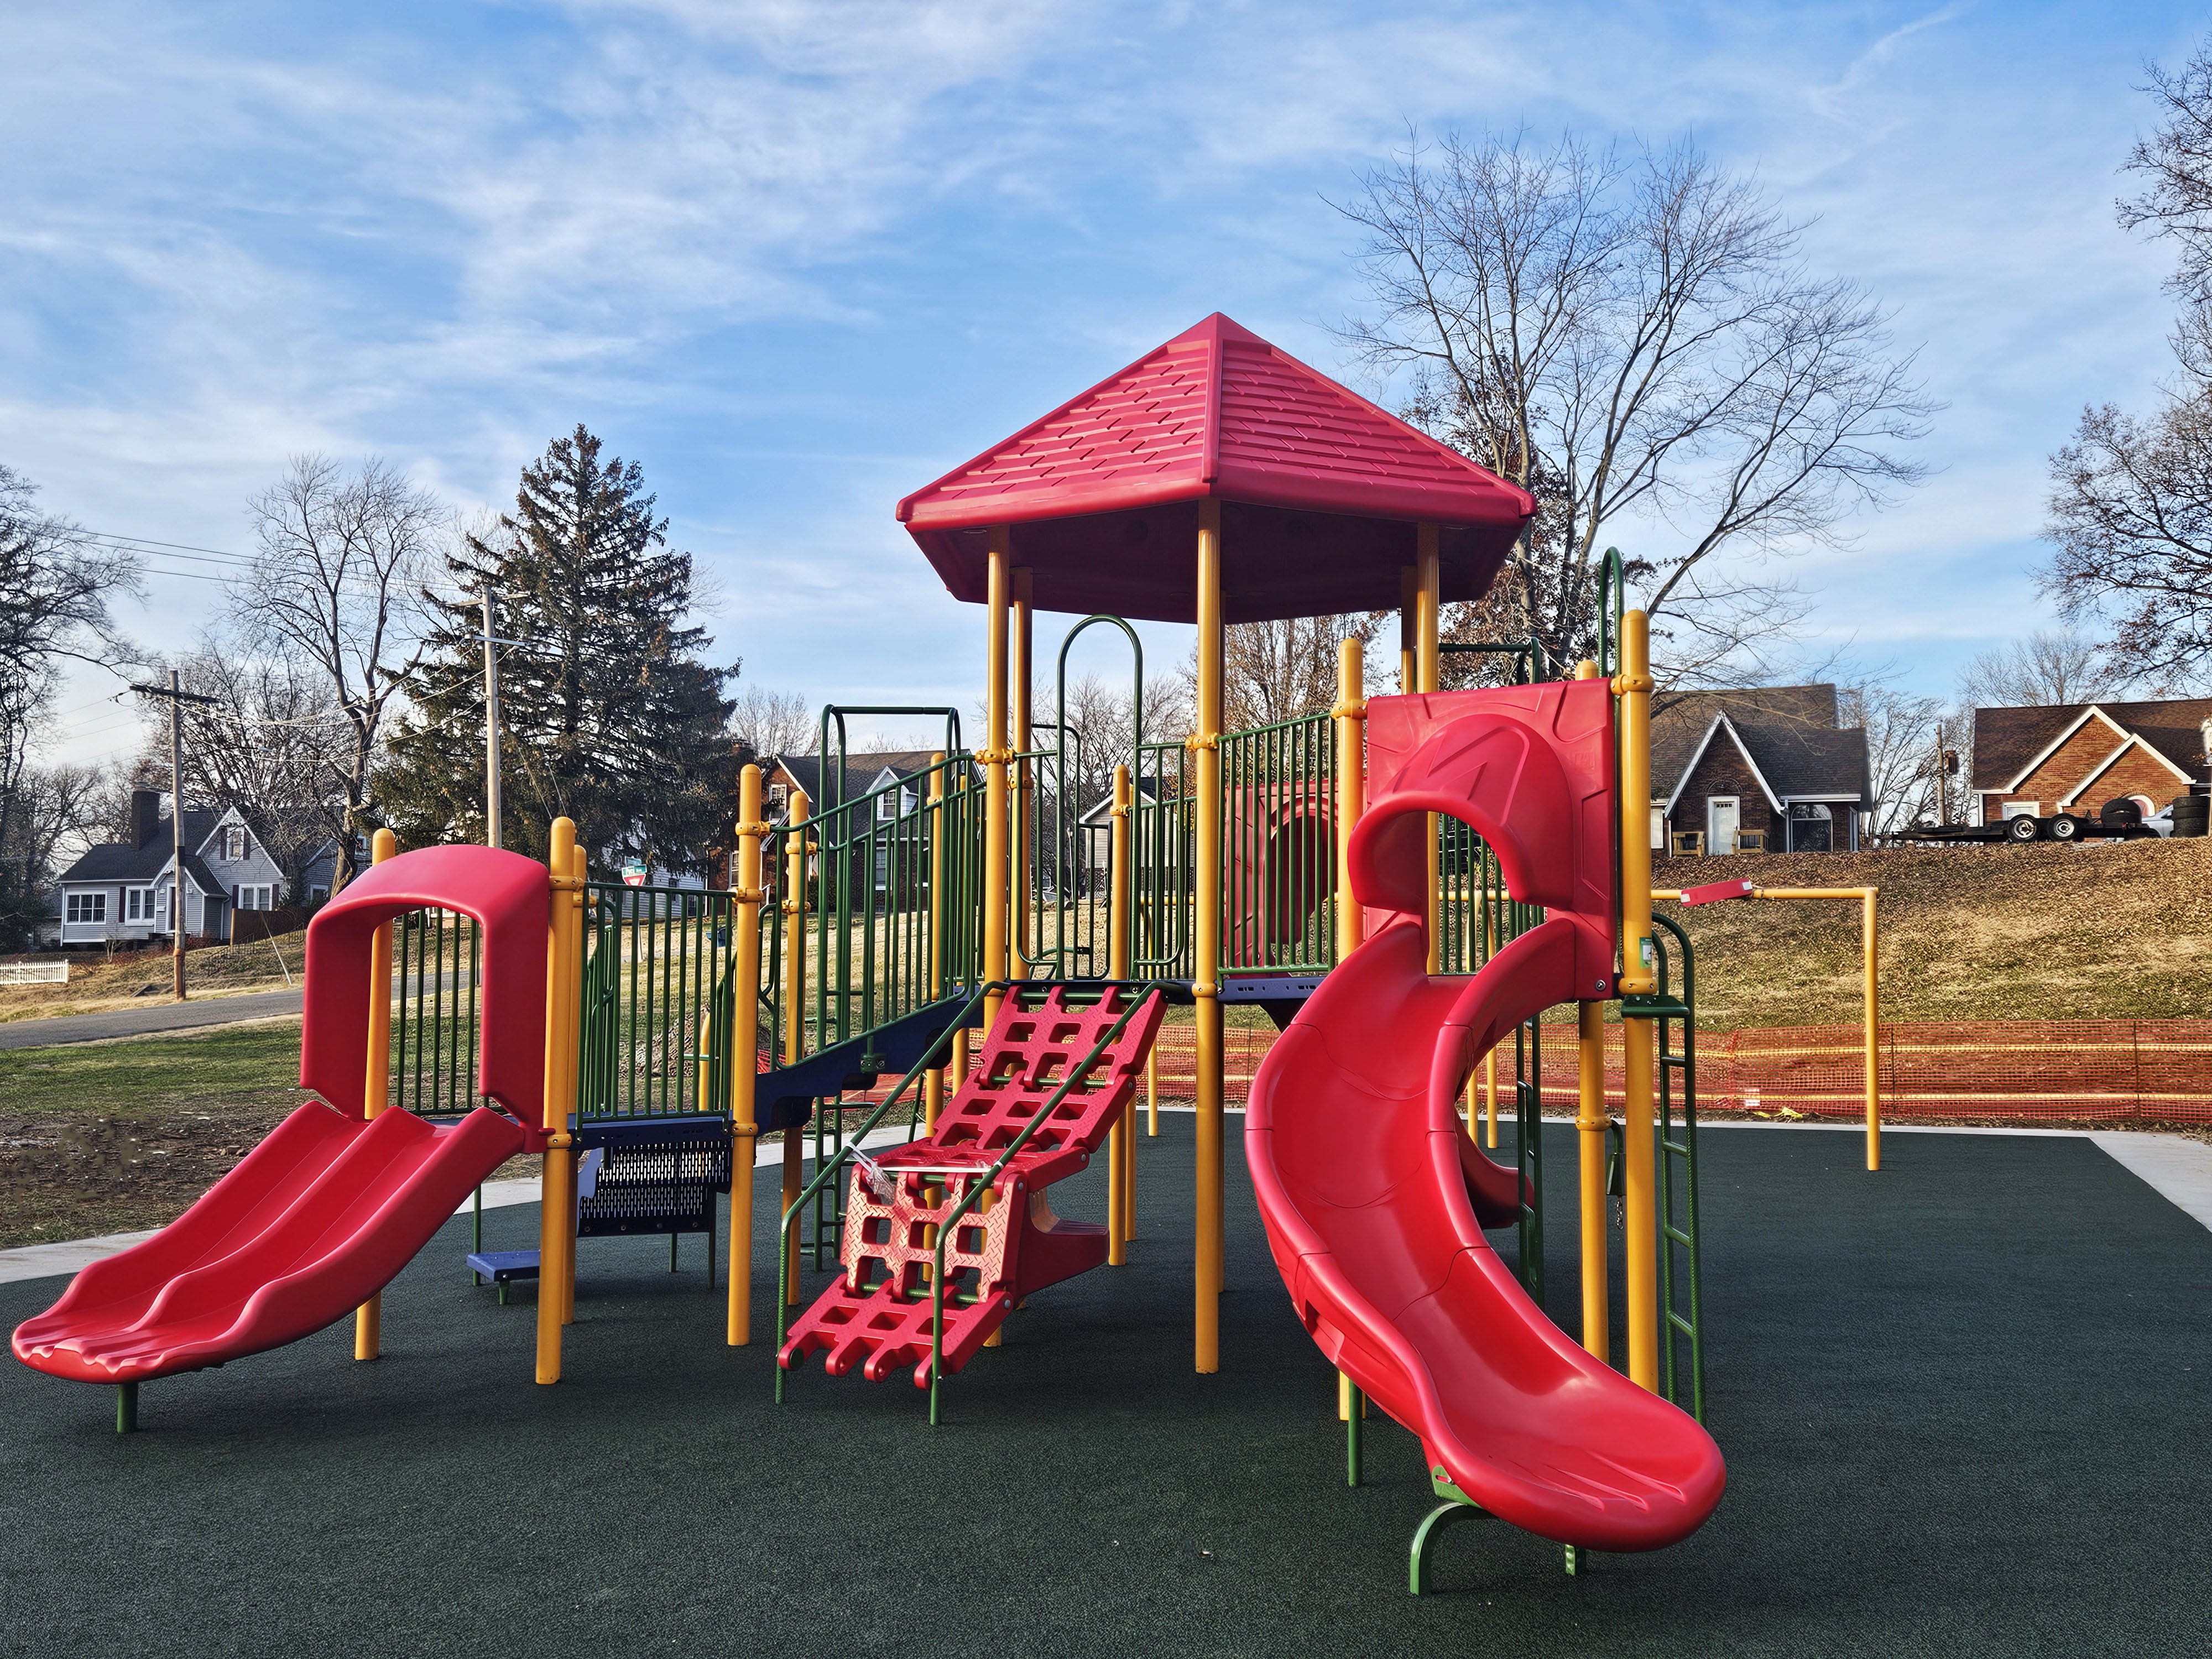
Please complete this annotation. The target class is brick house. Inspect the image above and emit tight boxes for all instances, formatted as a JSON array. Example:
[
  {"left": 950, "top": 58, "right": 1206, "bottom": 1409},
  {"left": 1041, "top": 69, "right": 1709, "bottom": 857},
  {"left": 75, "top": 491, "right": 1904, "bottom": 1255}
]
[
  {"left": 1652, "top": 686, "right": 1871, "bottom": 854},
  {"left": 1971, "top": 698, "right": 2212, "bottom": 825}
]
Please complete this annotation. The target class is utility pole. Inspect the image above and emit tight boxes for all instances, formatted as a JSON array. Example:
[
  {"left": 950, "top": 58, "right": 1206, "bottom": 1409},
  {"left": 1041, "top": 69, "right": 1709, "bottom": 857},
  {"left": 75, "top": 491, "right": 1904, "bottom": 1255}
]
[
  {"left": 482, "top": 585, "right": 503, "bottom": 850},
  {"left": 1934, "top": 719, "right": 1948, "bottom": 827},
  {"left": 131, "top": 673, "right": 220, "bottom": 1001}
]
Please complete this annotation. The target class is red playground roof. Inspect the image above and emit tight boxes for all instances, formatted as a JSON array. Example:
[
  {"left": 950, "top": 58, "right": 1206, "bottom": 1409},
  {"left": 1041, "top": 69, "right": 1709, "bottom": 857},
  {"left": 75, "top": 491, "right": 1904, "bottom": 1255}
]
[{"left": 896, "top": 313, "right": 1535, "bottom": 624}]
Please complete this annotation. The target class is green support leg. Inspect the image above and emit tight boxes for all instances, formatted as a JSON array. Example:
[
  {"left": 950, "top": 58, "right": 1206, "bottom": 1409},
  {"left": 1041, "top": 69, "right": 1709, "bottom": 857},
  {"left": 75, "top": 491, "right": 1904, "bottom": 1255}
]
[
  {"left": 116, "top": 1381, "right": 138, "bottom": 1434},
  {"left": 1409, "top": 1500, "right": 1489, "bottom": 1594},
  {"left": 1346, "top": 1384, "right": 1363, "bottom": 1487},
  {"left": 1564, "top": 1543, "right": 1594, "bottom": 1575}
]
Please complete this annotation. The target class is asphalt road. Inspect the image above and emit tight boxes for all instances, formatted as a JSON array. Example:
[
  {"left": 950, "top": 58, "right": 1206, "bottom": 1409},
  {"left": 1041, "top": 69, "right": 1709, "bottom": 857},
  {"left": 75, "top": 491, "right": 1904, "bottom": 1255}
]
[{"left": 0, "top": 988, "right": 306, "bottom": 1050}]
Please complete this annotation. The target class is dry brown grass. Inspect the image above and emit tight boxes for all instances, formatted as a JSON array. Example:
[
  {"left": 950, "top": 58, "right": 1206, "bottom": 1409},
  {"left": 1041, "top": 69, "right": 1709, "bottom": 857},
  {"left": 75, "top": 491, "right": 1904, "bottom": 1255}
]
[
  {"left": 0, "top": 935, "right": 300, "bottom": 1025},
  {"left": 1652, "top": 837, "right": 2212, "bottom": 1027}
]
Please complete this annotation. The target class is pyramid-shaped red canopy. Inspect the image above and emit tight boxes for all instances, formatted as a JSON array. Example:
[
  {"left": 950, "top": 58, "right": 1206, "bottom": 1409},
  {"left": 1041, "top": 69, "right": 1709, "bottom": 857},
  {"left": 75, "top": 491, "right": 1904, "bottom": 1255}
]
[{"left": 896, "top": 314, "right": 1535, "bottom": 625}]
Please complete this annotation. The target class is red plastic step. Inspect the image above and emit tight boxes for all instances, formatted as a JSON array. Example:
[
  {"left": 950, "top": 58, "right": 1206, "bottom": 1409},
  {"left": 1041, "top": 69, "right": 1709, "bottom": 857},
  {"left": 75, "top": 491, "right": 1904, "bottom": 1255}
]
[{"left": 778, "top": 983, "right": 1165, "bottom": 1388}]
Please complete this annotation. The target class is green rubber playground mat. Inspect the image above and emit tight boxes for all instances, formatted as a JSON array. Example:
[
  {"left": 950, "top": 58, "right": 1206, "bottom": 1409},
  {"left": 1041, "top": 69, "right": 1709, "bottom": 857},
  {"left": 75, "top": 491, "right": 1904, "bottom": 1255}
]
[{"left": 3, "top": 1121, "right": 2207, "bottom": 1657}]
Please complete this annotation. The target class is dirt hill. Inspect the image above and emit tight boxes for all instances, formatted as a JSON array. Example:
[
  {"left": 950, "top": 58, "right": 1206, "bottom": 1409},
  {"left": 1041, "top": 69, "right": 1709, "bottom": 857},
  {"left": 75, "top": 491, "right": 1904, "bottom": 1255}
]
[{"left": 1651, "top": 837, "right": 2212, "bottom": 1028}]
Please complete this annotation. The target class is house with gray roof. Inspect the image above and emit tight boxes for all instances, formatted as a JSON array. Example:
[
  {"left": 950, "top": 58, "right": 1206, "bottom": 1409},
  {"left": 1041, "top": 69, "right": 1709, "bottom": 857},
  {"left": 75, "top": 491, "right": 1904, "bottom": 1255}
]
[
  {"left": 1651, "top": 685, "right": 1871, "bottom": 855},
  {"left": 51, "top": 790, "right": 302, "bottom": 947}
]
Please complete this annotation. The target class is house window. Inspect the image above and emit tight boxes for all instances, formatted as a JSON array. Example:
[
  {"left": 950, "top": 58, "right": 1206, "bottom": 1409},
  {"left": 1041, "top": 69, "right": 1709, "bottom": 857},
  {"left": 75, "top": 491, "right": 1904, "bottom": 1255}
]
[
  {"left": 125, "top": 888, "right": 153, "bottom": 922},
  {"left": 877, "top": 791, "right": 899, "bottom": 821},
  {"left": 1649, "top": 805, "right": 1666, "bottom": 851},
  {"left": 1786, "top": 802, "right": 1834, "bottom": 853},
  {"left": 309, "top": 886, "right": 329, "bottom": 905},
  {"left": 235, "top": 885, "right": 273, "bottom": 911},
  {"left": 224, "top": 826, "right": 246, "bottom": 861},
  {"left": 768, "top": 783, "right": 789, "bottom": 813},
  {"left": 66, "top": 892, "right": 107, "bottom": 924}
]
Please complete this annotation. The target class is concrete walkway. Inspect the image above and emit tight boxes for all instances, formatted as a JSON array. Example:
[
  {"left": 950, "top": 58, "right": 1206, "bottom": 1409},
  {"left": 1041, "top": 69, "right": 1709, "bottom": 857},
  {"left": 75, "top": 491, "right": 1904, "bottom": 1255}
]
[{"left": 0, "top": 989, "right": 304, "bottom": 1050}]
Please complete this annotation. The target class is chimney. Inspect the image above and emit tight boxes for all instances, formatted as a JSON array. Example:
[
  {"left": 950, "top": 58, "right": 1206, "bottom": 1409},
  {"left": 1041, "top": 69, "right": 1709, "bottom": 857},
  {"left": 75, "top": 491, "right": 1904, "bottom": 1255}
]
[{"left": 131, "top": 789, "right": 161, "bottom": 849}]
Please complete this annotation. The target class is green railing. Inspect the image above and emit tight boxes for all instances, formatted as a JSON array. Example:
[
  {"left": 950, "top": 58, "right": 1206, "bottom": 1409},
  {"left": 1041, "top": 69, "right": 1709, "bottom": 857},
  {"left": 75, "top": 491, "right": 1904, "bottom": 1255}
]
[
  {"left": 389, "top": 907, "right": 483, "bottom": 1118},
  {"left": 755, "top": 746, "right": 988, "bottom": 1267},
  {"left": 754, "top": 748, "right": 986, "bottom": 1070},
  {"left": 577, "top": 881, "right": 739, "bottom": 1121},
  {"left": 1133, "top": 739, "right": 1195, "bottom": 980},
  {"left": 1220, "top": 710, "right": 1339, "bottom": 977}
]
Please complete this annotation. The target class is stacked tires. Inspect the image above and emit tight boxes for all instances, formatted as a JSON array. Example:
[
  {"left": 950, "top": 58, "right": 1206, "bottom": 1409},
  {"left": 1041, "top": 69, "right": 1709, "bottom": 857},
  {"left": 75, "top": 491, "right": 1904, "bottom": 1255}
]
[{"left": 2173, "top": 794, "right": 2210, "bottom": 838}]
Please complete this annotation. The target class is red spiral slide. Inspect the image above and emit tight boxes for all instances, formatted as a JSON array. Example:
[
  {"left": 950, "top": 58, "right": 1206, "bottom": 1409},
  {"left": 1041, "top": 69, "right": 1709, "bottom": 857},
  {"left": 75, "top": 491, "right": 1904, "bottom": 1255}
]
[
  {"left": 1245, "top": 682, "right": 1725, "bottom": 1552},
  {"left": 13, "top": 847, "right": 551, "bottom": 1388}
]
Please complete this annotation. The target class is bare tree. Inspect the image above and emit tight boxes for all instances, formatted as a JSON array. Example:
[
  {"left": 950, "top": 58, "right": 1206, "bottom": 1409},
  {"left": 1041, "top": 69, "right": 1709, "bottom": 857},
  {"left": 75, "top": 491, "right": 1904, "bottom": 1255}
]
[
  {"left": 2041, "top": 37, "right": 2212, "bottom": 689},
  {"left": 1205, "top": 614, "right": 1381, "bottom": 731},
  {"left": 236, "top": 456, "right": 443, "bottom": 888},
  {"left": 731, "top": 683, "right": 815, "bottom": 760},
  {"left": 128, "top": 635, "right": 345, "bottom": 898},
  {"left": 2043, "top": 393, "right": 2212, "bottom": 691},
  {"left": 0, "top": 465, "right": 141, "bottom": 937},
  {"left": 1839, "top": 679, "right": 1948, "bottom": 834},
  {"left": 1335, "top": 129, "right": 1936, "bottom": 686},
  {"left": 1957, "top": 630, "right": 2122, "bottom": 709}
]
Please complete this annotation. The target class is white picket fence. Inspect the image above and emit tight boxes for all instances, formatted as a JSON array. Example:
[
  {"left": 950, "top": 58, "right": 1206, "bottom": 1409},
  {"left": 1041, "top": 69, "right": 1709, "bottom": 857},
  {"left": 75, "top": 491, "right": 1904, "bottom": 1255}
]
[{"left": 0, "top": 961, "right": 69, "bottom": 985}]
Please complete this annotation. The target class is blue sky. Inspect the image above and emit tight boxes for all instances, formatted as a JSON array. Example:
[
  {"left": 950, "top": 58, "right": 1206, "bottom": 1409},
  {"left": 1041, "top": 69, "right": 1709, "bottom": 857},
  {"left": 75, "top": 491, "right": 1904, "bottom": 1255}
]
[{"left": 6, "top": 0, "right": 2204, "bottom": 760}]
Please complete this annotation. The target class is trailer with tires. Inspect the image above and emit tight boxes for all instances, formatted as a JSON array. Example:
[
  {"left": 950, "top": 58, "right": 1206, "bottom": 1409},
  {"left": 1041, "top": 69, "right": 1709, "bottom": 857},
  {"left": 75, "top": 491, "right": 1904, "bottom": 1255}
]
[{"left": 1903, "top": 792, "right": 2207, "bottom": 845}]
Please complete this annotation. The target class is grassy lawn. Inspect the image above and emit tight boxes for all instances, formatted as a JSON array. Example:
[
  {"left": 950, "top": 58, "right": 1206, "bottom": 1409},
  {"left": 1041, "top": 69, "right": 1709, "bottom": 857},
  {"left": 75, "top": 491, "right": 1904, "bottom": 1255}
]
[{"left": 1, "top": 1021, "right": 315, "bottom": 1249}]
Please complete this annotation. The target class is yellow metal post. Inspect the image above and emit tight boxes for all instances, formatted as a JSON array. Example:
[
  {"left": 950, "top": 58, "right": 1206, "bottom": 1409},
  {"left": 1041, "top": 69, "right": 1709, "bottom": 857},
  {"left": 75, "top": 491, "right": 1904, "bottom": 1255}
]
[
  {"left": 1107, "top": 764, "right": 1133, "bottom": 1265},
  {"left": 557, "top": 839, "right": 584, "bottom": 1326},
  {"left": 1193, "top": 497, "right": 1225, "bottom": 1374},
  {"left": 925, "top": 753, "right": 948, "bottom": 1135},
  {"left": 353, "top": 827, "right": 397, "bottom": 1363},
  {"left": 535, "top": 817, "right": 579, "bottom": 1383},
  {"left": 1614, "top": 613, "right": 1658, "bottom": 1392},
  {"left": 1399, "top": 566, "right": 1417, "bottom": 694},
  {"left": 1333, "top": 637, "right": 1366, "bottom": 963},
  {"left": 1575, "top": 999, "right": 1610, "bottom": 1363},
  {"left": 1013, "top": 567, "right": 1034, "bottom": 978},
  {"left": 1864, "top": 887, "right": 1881, "bottom": 1171},
  {"left": 984, "top": 530, "right": 1012, "bottom": 1029},
  {"left": 781, "top": 788, "right": 810, "bottom": 1306},
  {"left": 1332, "top": 630, "right": 1370, "bottom": 1413},
  {"left": 727, "top": 768, "right": 765, "bottom": 1345},
  {"left": 1416, "top": 525, "right": 1441, "bottom": 974},
  {"left": 1569, "top": 659, "right": 1610, "bottom": 1359}
]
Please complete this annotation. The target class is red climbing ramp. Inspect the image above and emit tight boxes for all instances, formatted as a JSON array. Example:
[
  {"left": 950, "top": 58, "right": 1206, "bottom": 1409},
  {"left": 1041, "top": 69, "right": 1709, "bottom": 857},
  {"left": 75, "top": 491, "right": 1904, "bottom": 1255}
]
[
  {"left": 779, "top": 982, "right": 1166, "bottom": 1387},
  {"left": 12, "top": 846, "right": 551, "bottom": 1387},
  {"left": 1246, "top": 681, "right": 1726, "bottom": 1552}
]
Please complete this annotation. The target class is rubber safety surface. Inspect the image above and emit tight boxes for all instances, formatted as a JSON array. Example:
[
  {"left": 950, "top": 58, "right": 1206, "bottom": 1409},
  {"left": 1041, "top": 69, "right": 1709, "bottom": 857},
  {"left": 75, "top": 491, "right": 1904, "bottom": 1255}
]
[{"left": 4, "top": 1120, "right": 2208, "bottom": 1658}]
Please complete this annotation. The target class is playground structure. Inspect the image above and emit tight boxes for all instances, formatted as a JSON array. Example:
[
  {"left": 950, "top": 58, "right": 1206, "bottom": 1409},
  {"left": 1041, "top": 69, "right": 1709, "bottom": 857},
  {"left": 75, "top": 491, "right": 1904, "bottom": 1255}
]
[{"left": 13, "top": 311, "right": 1744, "bottom": 1586}]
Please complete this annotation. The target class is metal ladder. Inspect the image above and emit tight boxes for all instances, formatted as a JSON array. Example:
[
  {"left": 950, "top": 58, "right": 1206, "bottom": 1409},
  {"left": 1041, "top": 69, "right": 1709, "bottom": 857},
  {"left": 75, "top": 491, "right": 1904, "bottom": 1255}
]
[{"left": 1647, "top": 914, "right": 1706, "bottom": 1423}]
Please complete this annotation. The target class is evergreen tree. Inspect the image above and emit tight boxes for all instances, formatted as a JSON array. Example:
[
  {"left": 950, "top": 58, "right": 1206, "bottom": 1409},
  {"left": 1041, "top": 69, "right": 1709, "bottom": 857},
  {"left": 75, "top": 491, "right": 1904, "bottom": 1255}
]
[{"left": 380, "top": 426, "right": 740, "bottom": 873}]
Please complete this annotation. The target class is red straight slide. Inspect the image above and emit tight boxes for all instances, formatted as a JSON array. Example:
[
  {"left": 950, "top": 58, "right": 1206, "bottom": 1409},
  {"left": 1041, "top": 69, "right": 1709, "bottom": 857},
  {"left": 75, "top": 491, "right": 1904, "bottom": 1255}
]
[
  {"left": 12, "top": 1105, "right": 527, "bottom": 1383},
  {"left": 1246, "top": 681, "right": 1724, "bottom": 1552},
  {"left": 13, "top": 845, "right": 551, "bottom": 1390}
]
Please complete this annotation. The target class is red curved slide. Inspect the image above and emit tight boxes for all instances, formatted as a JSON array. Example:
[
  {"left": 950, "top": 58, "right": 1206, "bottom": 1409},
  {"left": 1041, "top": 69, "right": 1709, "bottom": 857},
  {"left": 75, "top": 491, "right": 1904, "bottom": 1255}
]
[
  {"left": 1246, "top": 681, "right": 1724, "bottom": 1552},
  {"left": 14, "top": 845, "right": 551, "bottom": 1389}
]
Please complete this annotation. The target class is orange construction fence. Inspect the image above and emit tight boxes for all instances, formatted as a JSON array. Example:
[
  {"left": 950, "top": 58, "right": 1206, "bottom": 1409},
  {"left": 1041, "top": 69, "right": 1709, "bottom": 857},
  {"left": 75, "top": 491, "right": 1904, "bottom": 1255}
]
[{"left": 1146, "top": 1016, "right": 2212, "bottom": 1125}]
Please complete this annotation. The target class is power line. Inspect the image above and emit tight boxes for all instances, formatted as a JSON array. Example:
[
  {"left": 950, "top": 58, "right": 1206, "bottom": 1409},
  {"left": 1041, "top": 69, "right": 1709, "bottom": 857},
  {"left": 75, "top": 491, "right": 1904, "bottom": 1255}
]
[{"left": 80, "top": 529, "right": 254, "bottom": 564}]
